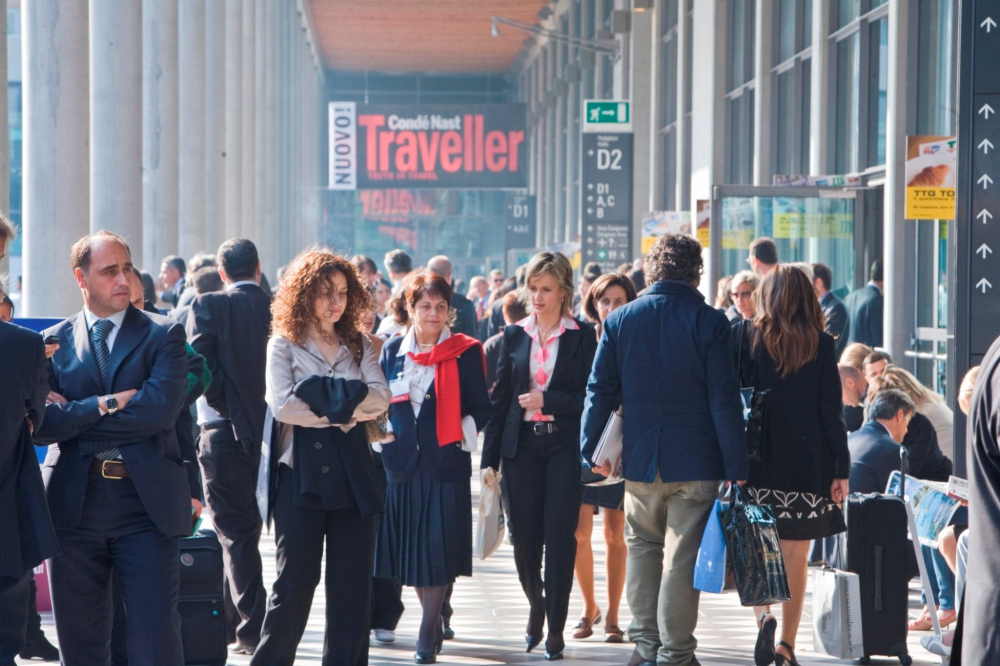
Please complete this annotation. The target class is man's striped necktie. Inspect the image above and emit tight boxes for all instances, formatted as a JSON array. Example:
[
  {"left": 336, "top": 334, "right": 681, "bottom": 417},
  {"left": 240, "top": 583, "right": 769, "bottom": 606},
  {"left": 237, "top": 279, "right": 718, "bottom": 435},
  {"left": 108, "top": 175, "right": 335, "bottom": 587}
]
[{"left": 92, "top": 318, "right": 121, "bottom": 461}]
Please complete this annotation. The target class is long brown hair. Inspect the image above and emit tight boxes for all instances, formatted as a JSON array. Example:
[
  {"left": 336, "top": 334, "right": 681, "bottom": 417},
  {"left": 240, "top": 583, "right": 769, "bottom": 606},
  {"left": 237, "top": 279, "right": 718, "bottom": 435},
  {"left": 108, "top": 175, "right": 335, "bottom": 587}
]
[
  {"left": 751, "top": 264, "right": 825, "bottom": 377},
  {"left": 582, "top": 273, "right": 638, "bottom": 336},
  {"left": 271, "top": 247, "right": 371, "bottom": 347}
]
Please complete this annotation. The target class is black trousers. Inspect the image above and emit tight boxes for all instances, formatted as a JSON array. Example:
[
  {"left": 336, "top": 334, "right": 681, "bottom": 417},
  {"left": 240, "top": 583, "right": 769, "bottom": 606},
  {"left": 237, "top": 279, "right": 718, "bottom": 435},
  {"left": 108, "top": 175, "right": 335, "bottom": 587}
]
[
  {"left": 251, "top": 465, "right": 378, "bottom": 666},
  {"left": 503, "top": 427, "right": 585, "bottom": 649},
  {"left": 0, "top": 570, "right": 31, "bottom": 666},
  {"left": 371, "top": 451, "right": 404, "bottom": 632},
  {"left": 48, "top": 473, "right": 183, "bottom": 666},
  {"left": 197, "top": 427, "right": 266, "bottom": 648}
]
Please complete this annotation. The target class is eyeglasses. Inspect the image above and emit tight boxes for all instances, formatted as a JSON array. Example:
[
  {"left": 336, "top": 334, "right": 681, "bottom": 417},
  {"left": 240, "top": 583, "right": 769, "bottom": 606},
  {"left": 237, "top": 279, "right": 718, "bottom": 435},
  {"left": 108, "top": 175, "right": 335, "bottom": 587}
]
[{"left": 731, "top": 290, "right": 753, "bottom": 300}]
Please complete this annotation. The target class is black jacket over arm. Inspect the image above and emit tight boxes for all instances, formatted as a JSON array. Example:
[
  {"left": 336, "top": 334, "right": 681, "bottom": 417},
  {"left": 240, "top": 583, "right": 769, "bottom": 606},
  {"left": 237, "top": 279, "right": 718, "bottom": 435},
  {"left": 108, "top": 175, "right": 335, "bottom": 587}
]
[
  {"left": 481, "top": 320, "right": 597, "bottom": 472},
  {"left": 0, "top": 322, "right": 60, "bottom": 577},
  {"left": 901, "top": 411, "right": 952, "bottom": 482}
]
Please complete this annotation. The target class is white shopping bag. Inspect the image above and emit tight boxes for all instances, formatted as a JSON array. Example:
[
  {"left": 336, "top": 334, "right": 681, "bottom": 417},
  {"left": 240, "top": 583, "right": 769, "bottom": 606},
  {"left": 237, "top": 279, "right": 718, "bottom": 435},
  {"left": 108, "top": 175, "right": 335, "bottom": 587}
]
[
  {"left": 477, "top": 467, "right": 506, "bottom": 560},
  {"left": 812, "top": 568, "right": 864, "bottom": 659}
]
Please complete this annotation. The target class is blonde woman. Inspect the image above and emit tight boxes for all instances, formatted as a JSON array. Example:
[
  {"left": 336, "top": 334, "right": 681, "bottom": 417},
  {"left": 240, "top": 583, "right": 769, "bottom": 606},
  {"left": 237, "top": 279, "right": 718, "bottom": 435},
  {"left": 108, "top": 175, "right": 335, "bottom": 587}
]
[{"left": 481, "top": 252, "right": 597, "bottom": 660}]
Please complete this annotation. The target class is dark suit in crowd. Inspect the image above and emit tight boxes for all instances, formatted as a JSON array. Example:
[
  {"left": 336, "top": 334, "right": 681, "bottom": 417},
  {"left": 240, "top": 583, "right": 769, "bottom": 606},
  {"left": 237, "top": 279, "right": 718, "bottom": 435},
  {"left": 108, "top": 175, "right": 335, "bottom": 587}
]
[
  {"left": 485, "top": 299, "right": 505, "bottom": 339},
  {"left": 848, "top": 421, "right": 902, "bottom": 494},
  {"left": 450, "top": 292, "right": 479, "bottom": 339},
  {"left": 482, "top": 317, "right": 597, "bottom": 655},
  {"left": 36, "top": 305, "right": 189, "bottom": 666},
  {"left": 844, "top": 283, "right": 883, "bottom": 348},
  {"left": 901, "top": 411, "right": 952, "bottom": 482},
  {"left": 0, "top": 323, "right": 59, "bottom": 666},
  {"left": 187, "top": 281, "right": 272, "bottom": 650},
  {"left": 820, "top": 290, "right": 849, "bottom": 356},
  {"left": 483, "top": 331, "right": 504, "bottom": 390}
]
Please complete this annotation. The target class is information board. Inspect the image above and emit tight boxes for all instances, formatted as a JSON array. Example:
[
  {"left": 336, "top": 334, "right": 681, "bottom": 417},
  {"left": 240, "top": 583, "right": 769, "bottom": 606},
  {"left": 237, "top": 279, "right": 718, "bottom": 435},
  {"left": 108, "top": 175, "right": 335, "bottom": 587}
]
[
  {"left": 504, "top": 193, "right": 537, "bottom": 251},
  {"left": 581, "top": 132, "right": 633, "bottom": 272}
]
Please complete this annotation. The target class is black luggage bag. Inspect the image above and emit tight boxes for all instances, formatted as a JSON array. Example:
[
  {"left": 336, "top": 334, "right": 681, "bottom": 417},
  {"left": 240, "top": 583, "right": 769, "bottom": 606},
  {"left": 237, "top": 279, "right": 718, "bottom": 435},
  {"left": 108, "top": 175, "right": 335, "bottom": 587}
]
[
  {"left": 844, "top": 451, "right": 913, "bottom": 666},
  {"left": 178, "top": 529, "right": 228, "bottom": 666}
]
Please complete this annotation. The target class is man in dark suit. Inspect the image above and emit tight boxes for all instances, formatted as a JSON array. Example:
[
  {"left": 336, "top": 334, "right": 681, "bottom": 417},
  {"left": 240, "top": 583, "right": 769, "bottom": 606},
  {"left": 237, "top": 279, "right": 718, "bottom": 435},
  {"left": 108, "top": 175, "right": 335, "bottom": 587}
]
[
  {"left": 812, "top": 263, "right": 849, "bottom": 356},
  {"left": 186, "top": 238, "right": 271, "bottom": 655},
  {"left": 843, "top": 259, "right": 884, "bottom": 348},
  {"left": 0, "top": 217, "right": 61, "bottom": 666},
  {"left": 428, "top": 255, "right": 478, "bottom": 339},
  {"left": 848, "top": 389, "right": 914, "bottom": 494},
  {"left": 35, "top": 230, "right": 189, "bottom": 666},
  {"left": 159, "top": 254, "right": 187, "bottom": 309}
]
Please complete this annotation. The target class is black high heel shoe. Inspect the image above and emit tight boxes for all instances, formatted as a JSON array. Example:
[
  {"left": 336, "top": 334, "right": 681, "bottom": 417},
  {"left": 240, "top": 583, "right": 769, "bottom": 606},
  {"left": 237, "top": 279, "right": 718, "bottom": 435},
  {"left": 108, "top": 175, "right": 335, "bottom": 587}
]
[
  {"left": 413, "top": 651, "right": 436, "bottom": 664},
  {"left": 525, "top": 609, "right": 544, "bottom": 653},
  {"left": 755, "top": 612, "right": 776, "bottom": 666},
  {"left": 774, "top": 641, "right": 800, "bottom": 666}
]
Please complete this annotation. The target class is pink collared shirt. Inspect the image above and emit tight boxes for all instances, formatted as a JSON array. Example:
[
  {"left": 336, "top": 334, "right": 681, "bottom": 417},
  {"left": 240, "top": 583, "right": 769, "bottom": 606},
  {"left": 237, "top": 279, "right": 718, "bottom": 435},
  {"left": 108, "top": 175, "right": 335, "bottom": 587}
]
[{"left": 518, "top": 314, "right": 580, "bottom": 422}]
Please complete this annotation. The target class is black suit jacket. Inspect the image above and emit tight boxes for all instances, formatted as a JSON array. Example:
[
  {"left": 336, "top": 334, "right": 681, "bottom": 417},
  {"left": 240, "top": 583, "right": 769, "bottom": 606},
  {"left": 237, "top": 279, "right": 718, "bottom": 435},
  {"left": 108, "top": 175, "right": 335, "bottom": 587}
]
[
  {"left": 0, "top": 322, "right": 59, "bottom": 577},
  {"left": 450, "top": 293, "right": 478, "bottom": 338},
  {"left": 821, "top": 291, "right": 849, "bottom": 356},
  {"left": 848, "top": 421, "right": 902, "bottom": 494},
  {"left": 186, "top": 283, "right": 272, "bottom": 460},
  {"left": 35, "top": 306, "right": 191, "bottom": 538},
  {"left": 844, "top": 284, "right": 883, "bottom": 348},
  {"left": 481, "top": 319, "right": 597, "bottom": 471}
]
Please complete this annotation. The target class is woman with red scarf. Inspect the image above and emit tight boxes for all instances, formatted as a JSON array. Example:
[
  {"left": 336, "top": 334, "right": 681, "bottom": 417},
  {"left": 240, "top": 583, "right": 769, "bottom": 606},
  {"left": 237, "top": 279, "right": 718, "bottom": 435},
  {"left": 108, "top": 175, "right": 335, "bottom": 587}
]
[{"left": 376, "top": 270, "right": 491, "bottom": 664}]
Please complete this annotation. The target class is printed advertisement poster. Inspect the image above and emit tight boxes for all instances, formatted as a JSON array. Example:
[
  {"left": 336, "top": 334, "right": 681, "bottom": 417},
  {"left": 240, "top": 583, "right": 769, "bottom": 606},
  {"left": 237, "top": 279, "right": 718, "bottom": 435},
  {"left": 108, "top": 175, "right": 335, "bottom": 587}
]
[
  {"left": 641, "top": 211, "right": 692, "bottom": 254},
  {"left": 886, "top": 472, "right": 961, "bottom": 548},
  {"left": 772, "top": 198, "right": 854, "bottom": 240},
  {"left": 696, "top": 200, "right": 710, "bottom": 248},
  {"left": 904, "top": 136, "right": 957, "bottom": 220},
  {"left": 721, "top": 198, "right": 756, "bottom": 250}
]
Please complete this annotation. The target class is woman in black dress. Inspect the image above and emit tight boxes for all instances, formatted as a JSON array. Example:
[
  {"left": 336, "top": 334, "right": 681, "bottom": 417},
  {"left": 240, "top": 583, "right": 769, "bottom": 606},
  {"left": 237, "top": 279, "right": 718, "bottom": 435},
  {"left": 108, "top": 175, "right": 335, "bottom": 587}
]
[
  {"left": 734, "top": 265, "right": 850, "bottom": 666},
  {"left": 572, "top": 273, "right": 636, "bottom": 643},
  {"left": 482, "top": 252, "right": 597, "bottom": 661},
  {"left": 376, "top": 271, "right": 491, "bottom": 663}
]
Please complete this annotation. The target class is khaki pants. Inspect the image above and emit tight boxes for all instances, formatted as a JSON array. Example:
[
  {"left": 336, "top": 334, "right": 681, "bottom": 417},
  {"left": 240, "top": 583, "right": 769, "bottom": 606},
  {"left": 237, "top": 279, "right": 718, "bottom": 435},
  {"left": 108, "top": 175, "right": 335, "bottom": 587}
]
[{"left": 624, "top": 476, "right": 718, "bottom": 666}]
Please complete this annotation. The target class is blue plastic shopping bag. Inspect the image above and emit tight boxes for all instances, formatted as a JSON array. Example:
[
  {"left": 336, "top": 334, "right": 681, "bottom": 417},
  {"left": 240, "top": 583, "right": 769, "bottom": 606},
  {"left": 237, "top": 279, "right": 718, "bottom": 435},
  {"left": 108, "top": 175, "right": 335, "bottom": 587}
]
[{"left": 694, "top": 499, "right": 734, "bottom": 594}]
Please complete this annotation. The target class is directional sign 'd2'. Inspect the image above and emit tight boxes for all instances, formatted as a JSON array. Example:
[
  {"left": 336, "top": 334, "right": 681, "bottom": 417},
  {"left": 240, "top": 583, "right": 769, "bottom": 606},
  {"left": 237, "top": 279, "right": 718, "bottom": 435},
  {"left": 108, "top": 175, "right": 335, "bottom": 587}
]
[{"left": 581, "top": 133, "right": 633, "bottom": 273}]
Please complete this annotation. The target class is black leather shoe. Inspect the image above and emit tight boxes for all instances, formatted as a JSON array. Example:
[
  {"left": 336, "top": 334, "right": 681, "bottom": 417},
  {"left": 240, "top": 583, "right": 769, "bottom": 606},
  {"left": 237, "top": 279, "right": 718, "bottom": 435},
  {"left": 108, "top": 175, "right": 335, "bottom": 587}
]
[
  {"left": 414, "top": 651, "right": 437, "bottom": 664},
  {"left": 544, "top": 649, "right": 564, "bottom": 661},
  {"left": 442, "top": 623, "right": 455, "bottom": 640},
  {"left": 19, "top": 637, "right": 60, "bottom": 662},
  {"left": 628, "top": 648, "right": 657, "bottom": 666},
  {"left": 526, "top": 633, "right": 543, "bottom": 653}
]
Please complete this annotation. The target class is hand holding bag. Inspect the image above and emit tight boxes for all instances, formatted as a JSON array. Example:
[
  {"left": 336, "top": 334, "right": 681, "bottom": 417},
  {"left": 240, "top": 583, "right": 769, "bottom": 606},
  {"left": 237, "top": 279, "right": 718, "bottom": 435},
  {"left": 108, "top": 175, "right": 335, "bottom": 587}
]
[
  {"left": 693, "top": 496, "right": 737, "bottom": 594},
  {"left": 719, "top": 484, "right": 791, "bottom": 607},
  {"left": 477, "top": 467, "right": 506, "bottom": 559}
]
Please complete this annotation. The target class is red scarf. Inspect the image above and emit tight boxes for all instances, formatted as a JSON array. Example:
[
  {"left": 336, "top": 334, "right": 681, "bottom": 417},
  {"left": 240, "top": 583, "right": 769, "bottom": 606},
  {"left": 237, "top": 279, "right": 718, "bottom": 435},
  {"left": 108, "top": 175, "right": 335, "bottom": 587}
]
[{"left": 408, "top": 333, "right": 485, "bottom": 447}]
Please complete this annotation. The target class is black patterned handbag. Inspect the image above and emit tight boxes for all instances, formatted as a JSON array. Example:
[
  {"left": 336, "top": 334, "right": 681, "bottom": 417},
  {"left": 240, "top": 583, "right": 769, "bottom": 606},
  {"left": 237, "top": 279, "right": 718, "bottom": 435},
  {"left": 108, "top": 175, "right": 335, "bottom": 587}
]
[{"left": 737, "top": 320, "right": 769, "bottom": 462}]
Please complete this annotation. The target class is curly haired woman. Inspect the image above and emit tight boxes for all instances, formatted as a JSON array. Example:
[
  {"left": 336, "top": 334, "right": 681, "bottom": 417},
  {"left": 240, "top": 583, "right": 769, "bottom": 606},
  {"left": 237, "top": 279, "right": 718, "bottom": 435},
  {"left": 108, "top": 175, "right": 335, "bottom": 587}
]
[{"left": 252, "top": 248, "right": 391, "bottom": 666}]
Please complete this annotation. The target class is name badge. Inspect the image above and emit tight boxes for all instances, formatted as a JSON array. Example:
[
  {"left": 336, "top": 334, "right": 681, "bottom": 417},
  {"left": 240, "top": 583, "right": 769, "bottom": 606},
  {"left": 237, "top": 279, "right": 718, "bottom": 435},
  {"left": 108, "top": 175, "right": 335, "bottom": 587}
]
[{"left": 390, "top": 377, "right": 410, "bottom": 404}]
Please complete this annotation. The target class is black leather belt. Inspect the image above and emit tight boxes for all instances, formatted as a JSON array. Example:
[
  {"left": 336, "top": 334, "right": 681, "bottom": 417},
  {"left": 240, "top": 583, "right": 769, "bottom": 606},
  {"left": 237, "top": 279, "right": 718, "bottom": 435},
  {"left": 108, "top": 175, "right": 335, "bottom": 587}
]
[
  {"left": 522, "top": 422, "right": 559, "bottom": 436},
  {"left": 201, "top": 419, "right": 232, "bottom": 433},
  {"left": 89, "top": 459, "right": 130, "bottom": 479}
]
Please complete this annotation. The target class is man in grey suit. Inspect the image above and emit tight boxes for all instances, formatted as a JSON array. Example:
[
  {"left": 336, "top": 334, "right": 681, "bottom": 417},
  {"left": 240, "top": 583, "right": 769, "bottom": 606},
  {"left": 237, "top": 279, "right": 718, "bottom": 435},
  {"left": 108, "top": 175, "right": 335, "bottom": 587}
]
[
  {"left": 0, "top": 216, "right": 60, "bottom": 666},
  {"left": 843, "top": 259, "right": 884, "bottom": 348}
]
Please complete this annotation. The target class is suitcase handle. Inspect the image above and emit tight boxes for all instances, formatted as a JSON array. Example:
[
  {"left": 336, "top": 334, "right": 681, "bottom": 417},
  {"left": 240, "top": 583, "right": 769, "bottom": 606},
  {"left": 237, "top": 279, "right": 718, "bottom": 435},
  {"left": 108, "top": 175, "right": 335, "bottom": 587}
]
[
  {"left": 898, "top": 449, "right": 908, "bottom": 499},
  {"left": 873, "top": 545, "right": 883, "bottom": 612}
]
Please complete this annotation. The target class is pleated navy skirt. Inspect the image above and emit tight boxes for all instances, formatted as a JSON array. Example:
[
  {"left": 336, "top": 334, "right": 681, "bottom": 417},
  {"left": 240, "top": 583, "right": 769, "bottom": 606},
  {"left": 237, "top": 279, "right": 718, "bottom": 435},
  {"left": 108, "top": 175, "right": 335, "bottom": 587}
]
[
  {"left": 374, "top": 476, "right": 473, "bottom": 588},
  {"left": 582, "top": 482, "right": 625, "bottom": 511}
]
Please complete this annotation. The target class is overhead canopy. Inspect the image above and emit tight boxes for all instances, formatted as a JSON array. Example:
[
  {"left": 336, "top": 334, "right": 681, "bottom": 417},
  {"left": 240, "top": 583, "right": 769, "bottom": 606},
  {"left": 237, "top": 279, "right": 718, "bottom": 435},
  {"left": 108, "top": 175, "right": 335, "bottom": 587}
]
[{"left": 307, "top": 0, "right": 549, "bottom": 73}]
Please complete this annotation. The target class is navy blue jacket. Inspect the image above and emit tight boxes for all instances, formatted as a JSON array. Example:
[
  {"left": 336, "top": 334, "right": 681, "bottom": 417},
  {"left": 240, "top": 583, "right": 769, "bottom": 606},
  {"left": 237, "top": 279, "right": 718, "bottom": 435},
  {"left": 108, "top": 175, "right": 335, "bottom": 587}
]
[
  {"left": 581, "top": 280, "right": 748, "bottom": 484},
  {"left": 379, "top": 336, "right": 492, "bottom": 484},
  {"left": 844, "top": 283, "right": 883, "bottom": 348},
  {"left": 35, "top": 306, "right": 191, "bottom": 538},
  {"left": 848, "top": 421, "right": 902, "bottom": 494},
  {"left": 821, "top": 291, "right": 849, "bottom": 357}
]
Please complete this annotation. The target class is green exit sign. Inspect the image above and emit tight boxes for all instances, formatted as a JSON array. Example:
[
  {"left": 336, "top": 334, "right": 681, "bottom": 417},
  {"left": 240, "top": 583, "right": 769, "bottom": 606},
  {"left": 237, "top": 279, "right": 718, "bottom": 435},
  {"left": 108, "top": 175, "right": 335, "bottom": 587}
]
[{"left": 584, "top": 100, "right": 631, "bottom": 132}]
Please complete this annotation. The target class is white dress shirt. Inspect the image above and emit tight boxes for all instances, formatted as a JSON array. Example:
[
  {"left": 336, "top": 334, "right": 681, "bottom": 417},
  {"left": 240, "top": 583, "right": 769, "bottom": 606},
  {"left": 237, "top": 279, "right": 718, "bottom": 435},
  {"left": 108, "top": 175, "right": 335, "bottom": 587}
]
[
  {"left": 394, "top": 326, "right": 451, "bottom": 419},
  {"left": 83, "top": 307, "right": 127, "bottom": 352},
  {"left": 518, "top": 314, "right": 579, "bottom": 422},
  {"left": 226, "top": 280, "right": 259, "bottom": 291}
]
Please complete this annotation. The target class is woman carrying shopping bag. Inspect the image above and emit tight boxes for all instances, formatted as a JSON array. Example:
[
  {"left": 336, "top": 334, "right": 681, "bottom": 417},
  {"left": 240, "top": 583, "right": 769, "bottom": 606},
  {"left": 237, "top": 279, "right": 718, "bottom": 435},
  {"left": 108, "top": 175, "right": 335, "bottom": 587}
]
[{"left": 732, "top": 265, "right": 850, "bottom": 666}]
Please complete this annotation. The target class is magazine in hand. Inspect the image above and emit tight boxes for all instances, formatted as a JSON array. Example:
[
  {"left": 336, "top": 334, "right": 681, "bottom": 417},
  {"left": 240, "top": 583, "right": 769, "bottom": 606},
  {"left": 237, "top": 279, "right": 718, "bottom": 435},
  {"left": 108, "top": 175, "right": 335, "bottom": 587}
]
[{"left": 885, "top": 471, "right": 961, "bottom": 548}]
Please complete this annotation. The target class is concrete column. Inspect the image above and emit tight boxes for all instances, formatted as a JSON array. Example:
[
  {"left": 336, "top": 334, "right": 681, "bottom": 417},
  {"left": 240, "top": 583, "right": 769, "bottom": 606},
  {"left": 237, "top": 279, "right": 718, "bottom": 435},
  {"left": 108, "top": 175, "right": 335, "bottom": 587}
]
[
  {"left": 242, "top": 0, "right": 256, "bottom": 246},
  {"left": 224, "top": 0, "right": 242, "bottom": 240},
  {"left": 23, "top": 0, "right": 90, "bottom": 317},
  {"left": 178, "top": 0, "right": 206, "bottom": 259},
  {"left": 675, "top": 0, "right": 690, "bottom": 208},
  {"left": 204, "top": 0, "right": 225, "bottom": 252},
  {"left": 91, "top": 0, "right": 142, "bottom": 250},
  {"left": 883, "top": 0, "right": 914, "bottom": 361},
  {"left": 630, "top": 6, "right": 655, "bottom": 257},
  {"left": 0, "top": 6, "right": 8, "bottom": 285},
  {"left": 276, "top": 3, "right": 288, "bottom": 265},
  {"left": 263, "top": 0, "right": 279, "bottom": 276},
  {"left": 753, "top": 0, "right": 774, "bottom": 185},
  {"left": 254, "top": 0, "right": 267, "bottom": 264},
  {"left": 809, "top": 0, "right": 831, "bottom": 174},
  {"left": 142, "top": 0, "right": 179, "bottom": 271}
]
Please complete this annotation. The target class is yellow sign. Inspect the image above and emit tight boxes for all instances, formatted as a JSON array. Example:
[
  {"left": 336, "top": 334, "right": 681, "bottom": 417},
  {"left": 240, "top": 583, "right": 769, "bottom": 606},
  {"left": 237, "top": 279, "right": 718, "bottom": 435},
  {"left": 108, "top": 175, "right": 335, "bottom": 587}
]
[
  {"left": 904, "top": 135, "right": 957, "bottom": 220},
  {"left": 722, "top": 229, "right": 754, "bottom": 250},
  {"left": 641, "top": 236, "right": 657, "bottom": 254},
  {"left": 696, "top": 200, "right": 710, "bottom": 248}
]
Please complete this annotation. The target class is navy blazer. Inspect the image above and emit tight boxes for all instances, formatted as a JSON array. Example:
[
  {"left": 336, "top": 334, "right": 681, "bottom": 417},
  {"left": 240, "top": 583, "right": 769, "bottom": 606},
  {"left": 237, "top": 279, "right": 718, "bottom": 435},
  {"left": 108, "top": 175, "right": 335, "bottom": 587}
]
[
  {"left": 35, "top": 306, "right": 191, "bottom": 538},
  {"left": 821, "top": 291, "right": 849, "bottom": 357},
  {"left": 848, "top": 421, "right": 902, "bottom": 494},
  {"left": 581, "top": 280, "right": 747, "bottom": 484},
  {"left": 844, "top": 283, "right": 883, "bottom": 348},
  {"left": 0, "top": 322, "right": 59, "bottom": 577},
  {"left": 482, "top": 319, "right": 597, "bottom": 471},
  {"left": 379, "top": 337, "right": 492, "bottom": 484}
]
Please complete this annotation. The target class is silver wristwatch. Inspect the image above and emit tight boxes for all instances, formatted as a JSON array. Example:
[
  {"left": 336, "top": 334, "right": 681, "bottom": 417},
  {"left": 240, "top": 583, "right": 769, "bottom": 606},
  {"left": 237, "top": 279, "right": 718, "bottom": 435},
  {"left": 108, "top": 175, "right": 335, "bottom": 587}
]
[{"left": 104, "top": 394, "right": 119, "bottom": 415}]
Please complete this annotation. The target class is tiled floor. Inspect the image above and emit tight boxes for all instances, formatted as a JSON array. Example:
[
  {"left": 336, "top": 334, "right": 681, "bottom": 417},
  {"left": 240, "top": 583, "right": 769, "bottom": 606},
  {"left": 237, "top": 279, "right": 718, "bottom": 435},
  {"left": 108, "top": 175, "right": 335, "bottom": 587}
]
[{"left": 30, "top": 459, "right": 946, "bottom": 665}]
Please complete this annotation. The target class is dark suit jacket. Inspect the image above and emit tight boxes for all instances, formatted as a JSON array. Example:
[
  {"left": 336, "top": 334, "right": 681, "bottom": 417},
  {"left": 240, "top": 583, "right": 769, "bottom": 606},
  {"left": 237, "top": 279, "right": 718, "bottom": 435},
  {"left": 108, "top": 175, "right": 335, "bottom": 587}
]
[
  {"left": 186, "top": 283, "right": 272, "bottom": 460},
  {"left": 485, "top": 300, "right": 505, "bottom": 339},
  {"left": 483, "top": 331, "right": 504, "bottom": 390},
  {"left": 902, "top": 411, "right": 952, "bottom": 482},
  {"left": 35, "top": 305, "right": 190, "bottom": 537},
  {"left": 844, "top": 283, "right": 883, "bottom": 348},
  {"left": 175, "top": 285, "right": 197, "bottom": 310},
  {"left": 849, "top": 421, "right": 902, "bottom": 494},
  {"left": 482, "top": 319, "right": 597, "bottom": 471},
  {"left": 380, "top": 338, "right": 491, "bottom": 484},
  {"left": 821, "top": 291, "right": 849, "bottom": 356},
  {"left": 0, "top": 322, "right": 59, "bottom": 577},
  {"left": 450, "top": 293, "right": 479, "bottom": 339}
]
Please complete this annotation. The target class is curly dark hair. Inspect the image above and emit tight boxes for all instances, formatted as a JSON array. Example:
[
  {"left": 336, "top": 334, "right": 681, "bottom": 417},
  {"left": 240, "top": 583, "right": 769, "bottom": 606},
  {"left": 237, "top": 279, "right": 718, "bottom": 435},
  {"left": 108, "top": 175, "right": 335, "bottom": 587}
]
[
  {"left": 643, "top": 234, "right": 703, "bottom": 286},
  {"left": 271, "top": 247, "right": 372, "bottom": 347}
]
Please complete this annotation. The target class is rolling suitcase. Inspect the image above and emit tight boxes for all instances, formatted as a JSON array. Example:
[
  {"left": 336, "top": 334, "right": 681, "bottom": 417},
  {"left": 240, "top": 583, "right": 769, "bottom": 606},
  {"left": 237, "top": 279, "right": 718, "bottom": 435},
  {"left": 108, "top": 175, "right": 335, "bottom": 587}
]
[
  {"left": 178, "top": 529, "right": 228, "bottom": 666},
  {"left": 845, "top": 451, "right": 913, "bottom": 665}
]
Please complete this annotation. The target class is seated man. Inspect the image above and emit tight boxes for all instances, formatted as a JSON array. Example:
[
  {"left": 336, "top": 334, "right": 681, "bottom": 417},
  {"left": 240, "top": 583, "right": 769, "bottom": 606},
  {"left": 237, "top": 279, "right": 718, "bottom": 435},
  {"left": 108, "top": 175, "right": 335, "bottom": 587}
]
[{"left": 848, "top": 389, "right": 915, "bottom": 494}]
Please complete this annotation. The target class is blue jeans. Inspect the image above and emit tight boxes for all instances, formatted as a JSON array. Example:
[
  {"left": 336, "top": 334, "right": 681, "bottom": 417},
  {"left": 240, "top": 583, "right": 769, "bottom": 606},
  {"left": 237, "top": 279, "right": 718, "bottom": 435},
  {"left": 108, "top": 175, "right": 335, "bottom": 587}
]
[{"left": 920, "top": 545, "right": 956, "bottom": 611}]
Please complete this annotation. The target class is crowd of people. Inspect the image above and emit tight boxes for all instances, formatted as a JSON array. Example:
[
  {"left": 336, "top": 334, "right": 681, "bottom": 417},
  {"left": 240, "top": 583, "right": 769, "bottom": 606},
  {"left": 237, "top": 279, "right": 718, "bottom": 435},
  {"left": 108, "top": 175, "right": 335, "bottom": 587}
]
[{"left": 1, "top": 214, "right": 999, "bottom": 666}]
